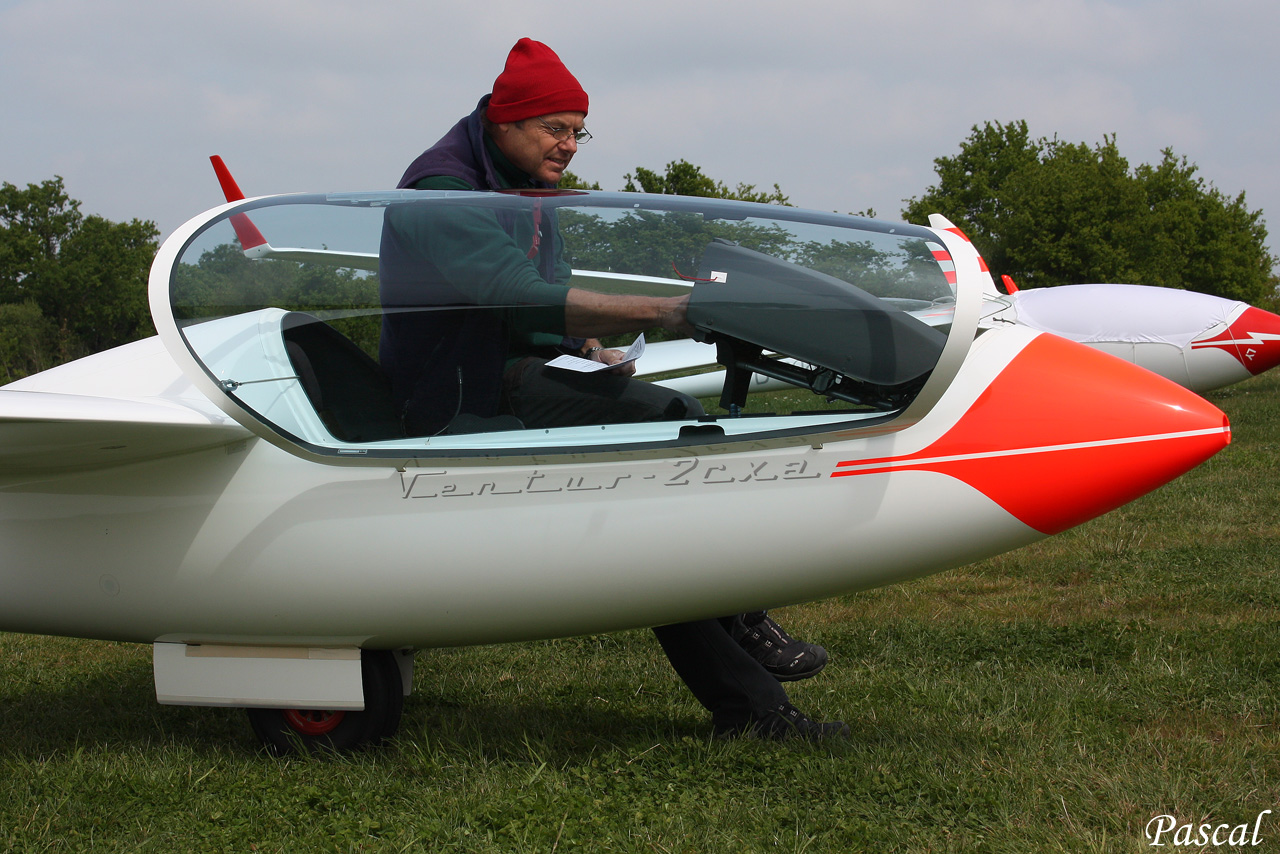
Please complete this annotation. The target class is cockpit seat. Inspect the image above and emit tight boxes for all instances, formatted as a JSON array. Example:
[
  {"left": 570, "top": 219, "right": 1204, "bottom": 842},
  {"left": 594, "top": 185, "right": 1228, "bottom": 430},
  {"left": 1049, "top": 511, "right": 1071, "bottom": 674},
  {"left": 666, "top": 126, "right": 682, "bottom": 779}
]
[{"left": 281, "top": 312, "right": 405, "bottom": 443}]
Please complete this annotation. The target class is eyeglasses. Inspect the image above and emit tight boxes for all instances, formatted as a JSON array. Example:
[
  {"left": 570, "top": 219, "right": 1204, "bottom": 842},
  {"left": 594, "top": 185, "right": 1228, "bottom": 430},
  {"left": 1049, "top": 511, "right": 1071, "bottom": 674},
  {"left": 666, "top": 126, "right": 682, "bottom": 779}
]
[{"left": 535, "top": 118, "right": 592, "bottom": 144}]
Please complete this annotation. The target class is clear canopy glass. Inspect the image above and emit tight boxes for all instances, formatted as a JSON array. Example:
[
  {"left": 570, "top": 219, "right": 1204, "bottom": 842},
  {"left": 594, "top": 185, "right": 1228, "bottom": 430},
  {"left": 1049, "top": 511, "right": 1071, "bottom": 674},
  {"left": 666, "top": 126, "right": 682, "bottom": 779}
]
[{"left": 163, "top": 190, "right": 962, "bottom": 461}]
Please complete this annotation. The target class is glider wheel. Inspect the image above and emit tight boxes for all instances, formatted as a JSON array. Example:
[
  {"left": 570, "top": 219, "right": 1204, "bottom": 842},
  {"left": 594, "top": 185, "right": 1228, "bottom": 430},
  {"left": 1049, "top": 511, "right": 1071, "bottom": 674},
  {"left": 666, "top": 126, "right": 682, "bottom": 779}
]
[{"left": 246, "top": 649, "right": 404, "bottom": 756}]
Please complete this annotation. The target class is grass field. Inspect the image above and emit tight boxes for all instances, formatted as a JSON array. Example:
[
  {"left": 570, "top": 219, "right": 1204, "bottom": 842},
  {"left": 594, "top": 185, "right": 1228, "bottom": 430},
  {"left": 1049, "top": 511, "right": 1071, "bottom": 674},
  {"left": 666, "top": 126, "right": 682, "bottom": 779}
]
[{"left": 2, "top": 369, "right": 1279, "bottom": 852}]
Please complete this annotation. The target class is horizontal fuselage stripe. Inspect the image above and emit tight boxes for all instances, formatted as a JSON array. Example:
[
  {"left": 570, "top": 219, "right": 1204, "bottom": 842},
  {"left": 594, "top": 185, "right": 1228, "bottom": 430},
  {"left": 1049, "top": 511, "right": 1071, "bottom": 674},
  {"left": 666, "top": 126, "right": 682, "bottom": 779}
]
[{"left": 830, "top": 426, "right": 1230, "bottom": 477}]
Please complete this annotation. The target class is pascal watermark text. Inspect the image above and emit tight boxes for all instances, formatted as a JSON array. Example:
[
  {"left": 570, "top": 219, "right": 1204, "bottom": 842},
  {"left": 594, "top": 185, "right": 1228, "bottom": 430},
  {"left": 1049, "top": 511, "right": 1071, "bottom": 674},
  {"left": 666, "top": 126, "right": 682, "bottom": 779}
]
[{"left": 1146, "top": 810, "right": 1271, "bottom": 847}]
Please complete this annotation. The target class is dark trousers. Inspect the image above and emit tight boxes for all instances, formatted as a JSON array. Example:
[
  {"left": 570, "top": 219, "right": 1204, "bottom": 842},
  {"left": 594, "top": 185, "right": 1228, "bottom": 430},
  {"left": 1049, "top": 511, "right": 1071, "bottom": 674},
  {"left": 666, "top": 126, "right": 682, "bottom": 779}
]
[
  {"left": 501, "top": 356, "right": 704, "bottom": 427},
  {"left": 653, "top": 619, "right": 788, "bottom": 729},
  {"left": 501, "top": 359, "right": 788, "bottom": 725}
]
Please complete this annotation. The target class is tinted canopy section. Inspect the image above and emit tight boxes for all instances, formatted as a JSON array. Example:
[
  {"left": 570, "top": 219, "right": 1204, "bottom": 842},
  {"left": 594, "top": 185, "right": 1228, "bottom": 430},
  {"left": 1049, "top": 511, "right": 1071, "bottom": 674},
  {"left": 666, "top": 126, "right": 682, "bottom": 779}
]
[
  {"left": 690, "top": 239, "right": 946, "bottom": 412},
  {"left": 159, "top": 191, "right": 961, "bottom": 462}
]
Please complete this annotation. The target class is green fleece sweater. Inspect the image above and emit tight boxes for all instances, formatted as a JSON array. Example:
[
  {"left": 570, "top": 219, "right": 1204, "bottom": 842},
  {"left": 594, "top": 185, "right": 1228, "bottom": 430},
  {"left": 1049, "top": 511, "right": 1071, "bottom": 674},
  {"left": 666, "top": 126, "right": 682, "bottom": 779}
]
[{"left": 407, "top": 135, "right": 574, "bottom": 360}]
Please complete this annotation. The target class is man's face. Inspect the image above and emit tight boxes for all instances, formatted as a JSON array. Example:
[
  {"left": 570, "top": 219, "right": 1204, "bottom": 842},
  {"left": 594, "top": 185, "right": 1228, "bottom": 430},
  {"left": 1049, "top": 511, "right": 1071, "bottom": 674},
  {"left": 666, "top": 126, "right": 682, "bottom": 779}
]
[{"left": 492, "top": 111, "right": 586, "bottom": 185}]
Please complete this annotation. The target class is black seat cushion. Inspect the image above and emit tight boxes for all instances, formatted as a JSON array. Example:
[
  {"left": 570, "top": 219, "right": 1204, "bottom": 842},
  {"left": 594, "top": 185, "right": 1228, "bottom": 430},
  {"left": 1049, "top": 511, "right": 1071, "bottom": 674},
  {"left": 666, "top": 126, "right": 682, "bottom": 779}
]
[{"left": 281, "top": 313, "right": 405, "bottom": 443}]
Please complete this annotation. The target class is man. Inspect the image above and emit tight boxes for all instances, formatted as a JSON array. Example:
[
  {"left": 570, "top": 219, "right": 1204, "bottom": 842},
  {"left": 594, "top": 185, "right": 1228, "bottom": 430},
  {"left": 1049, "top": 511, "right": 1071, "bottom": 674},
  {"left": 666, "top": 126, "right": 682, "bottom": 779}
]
[
  {"left": 380, "top": 38, "right": 840, "bottom": 739},
  {"left": 379, "top": 40, "right": 696, "bottom": 438}
]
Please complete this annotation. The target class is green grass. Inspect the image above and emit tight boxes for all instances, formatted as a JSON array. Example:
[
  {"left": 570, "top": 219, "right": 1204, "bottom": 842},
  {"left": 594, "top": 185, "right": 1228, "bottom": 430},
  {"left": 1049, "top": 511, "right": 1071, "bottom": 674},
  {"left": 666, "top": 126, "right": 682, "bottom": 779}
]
[{"left": 4, "top": 372, "right": 1280, "bottom": 852}]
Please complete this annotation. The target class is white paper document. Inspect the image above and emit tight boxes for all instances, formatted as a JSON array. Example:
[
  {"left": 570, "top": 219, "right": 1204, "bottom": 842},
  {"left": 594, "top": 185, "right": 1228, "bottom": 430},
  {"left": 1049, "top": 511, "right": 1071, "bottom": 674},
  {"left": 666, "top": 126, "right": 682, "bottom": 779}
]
[{"left": 545, "top": 334, "right": 646, "bottom": 373}]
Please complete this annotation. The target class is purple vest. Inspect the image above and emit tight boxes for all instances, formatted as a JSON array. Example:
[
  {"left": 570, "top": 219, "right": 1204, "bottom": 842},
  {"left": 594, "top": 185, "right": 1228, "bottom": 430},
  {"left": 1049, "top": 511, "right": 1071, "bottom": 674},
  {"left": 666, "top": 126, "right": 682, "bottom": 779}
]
[{"left": 397, "top": 95, "right": 554, "bottom": 192}]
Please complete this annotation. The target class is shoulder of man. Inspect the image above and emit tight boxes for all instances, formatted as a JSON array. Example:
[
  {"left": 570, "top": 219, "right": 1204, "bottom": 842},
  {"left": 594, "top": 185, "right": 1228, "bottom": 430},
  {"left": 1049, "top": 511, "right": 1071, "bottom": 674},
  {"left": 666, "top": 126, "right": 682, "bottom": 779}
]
[
  {"left": 397, "top": 98, "right": 494, "bottom": 190},
  {"left": 410, "top": 175, "right": 474, "bottom": 191}
]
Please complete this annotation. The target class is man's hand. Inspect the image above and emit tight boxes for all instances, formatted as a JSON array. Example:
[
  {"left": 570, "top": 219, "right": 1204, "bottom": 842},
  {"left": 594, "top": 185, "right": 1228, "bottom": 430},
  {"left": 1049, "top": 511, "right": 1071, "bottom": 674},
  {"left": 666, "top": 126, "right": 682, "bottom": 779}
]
[
  {"left": 659, "top": 294, "right": 694, "bottom": 336},
  {"left": 592, "top": 347, "right": 637, "bottom": 377}
]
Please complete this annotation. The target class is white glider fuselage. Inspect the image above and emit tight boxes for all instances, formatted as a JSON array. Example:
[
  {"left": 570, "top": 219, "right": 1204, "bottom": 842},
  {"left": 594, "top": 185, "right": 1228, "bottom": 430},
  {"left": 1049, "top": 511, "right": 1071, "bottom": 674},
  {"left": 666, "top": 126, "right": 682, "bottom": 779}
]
[
  {"left": 0, "top": 188, "right": 1230, "bottom": 729},
  {"left": 0, "top": 318, "right": 1226, "bottom": 650}
]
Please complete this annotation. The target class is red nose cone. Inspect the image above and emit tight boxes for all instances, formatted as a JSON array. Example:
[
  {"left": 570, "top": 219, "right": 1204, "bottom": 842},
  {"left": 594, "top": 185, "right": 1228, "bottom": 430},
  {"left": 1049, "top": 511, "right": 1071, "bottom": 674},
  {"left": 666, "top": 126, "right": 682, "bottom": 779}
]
[
  {"left": 835, "top": 333, "right": 1230, "bottom": 534},
  {"left": 1192, "top": 305, "right": 1280, "bottom": 376}
]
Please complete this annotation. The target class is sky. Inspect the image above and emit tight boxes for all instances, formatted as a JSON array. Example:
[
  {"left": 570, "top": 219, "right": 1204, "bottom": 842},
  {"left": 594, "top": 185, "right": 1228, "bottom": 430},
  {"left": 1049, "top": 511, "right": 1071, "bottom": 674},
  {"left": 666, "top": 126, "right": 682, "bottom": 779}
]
[{"left": 2, "top": 0, "right": 1277, "bottom": 270}]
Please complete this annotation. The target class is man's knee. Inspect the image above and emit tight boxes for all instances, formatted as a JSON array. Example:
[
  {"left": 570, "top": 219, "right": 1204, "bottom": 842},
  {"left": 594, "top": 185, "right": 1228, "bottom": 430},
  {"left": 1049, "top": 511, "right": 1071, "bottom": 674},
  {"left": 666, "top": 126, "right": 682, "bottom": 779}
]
[
  {"left": 624, "top": 384, "right": 703, "bottom": 423},
  {"left": 660, "top": 391, "right": 704, "bottom": 421}
]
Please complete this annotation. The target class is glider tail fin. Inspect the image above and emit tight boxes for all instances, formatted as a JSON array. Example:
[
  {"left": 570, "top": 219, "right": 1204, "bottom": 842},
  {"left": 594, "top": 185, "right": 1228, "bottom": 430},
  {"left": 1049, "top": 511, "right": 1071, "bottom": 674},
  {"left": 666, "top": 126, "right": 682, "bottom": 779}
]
[
  {"left": 210, "top": 155, "right": 246, "bottom": 202},
  {"left": 209, "top": 155, "right": 268, "bottom": 252}
]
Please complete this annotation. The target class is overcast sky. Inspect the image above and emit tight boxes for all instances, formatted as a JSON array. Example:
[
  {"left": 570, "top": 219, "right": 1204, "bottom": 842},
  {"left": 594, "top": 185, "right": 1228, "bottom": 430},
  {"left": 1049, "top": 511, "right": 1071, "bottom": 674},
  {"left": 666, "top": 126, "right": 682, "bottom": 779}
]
[{"left": 3, "top": 0, "right": 1277, "bottom": 271}]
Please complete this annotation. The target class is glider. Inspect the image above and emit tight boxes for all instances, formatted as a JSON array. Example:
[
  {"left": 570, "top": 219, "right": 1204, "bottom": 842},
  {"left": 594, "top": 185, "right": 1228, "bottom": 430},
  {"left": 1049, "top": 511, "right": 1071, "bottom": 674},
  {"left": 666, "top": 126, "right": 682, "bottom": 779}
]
[
  {"left": 977, "top": 277, "right": 1280, "bottom": 393},
  {"left": 0, "top": 175, "right": 1231, "bottom": 754}
]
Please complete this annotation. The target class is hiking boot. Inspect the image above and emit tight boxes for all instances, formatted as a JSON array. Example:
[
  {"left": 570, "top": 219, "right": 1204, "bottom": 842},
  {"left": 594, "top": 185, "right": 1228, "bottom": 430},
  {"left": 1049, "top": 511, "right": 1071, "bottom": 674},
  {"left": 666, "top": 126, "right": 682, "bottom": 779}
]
[
  {"left": 715, "top": 702, "right": 850, "bottom": 742},
  {"left": 731, "top": 611, "right": 828, "bottom": 682}
]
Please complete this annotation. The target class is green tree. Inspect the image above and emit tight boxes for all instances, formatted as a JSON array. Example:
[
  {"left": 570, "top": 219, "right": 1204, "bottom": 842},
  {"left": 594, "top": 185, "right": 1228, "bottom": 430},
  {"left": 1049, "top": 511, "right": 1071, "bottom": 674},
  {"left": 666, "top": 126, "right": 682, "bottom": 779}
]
[
  {"left": 903, "top": 121, "right": 1276, "bottom": 303},
  {"left": 557, "top": 170, "right": 601, "bottom": 191},
  {"left": 55, "top": 214, "right": 159, "bottom": 354},
  {"left": 171, "top": 243, "right": 382, "bottom": 356},
  {"left": 623, "top": 160, "right": 790, "bottom": 206},
  {"left": 556, "top": 160, "right": 794, "bottom": 279},
  {"left": 0, "top": 176, "right": 84, "bottom": 304},
  {"left": 0, "top": 177, "right": 159, "bottom": 374},
  {"left": 559, "top": 208, "right": 792, "bottom": 281},
  {"left": 0, "top": 300, "right": 58, "bottom": 382}
]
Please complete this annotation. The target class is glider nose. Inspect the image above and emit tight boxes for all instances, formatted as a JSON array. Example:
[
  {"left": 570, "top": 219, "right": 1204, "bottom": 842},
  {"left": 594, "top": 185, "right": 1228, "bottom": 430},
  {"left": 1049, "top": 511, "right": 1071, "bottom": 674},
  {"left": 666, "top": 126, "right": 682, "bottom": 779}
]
[
  {"left": 1228, "top": 306, "right": 1280, "bottom": 376},
  {"left": 838, "top": 332, "right": 1231, "bottom": 535},
  {"left": 966, "top": 332, "right": 1231, "bottom": 534},
  {"left": 1189, "top": 304, "right": 1280, "bottom": 379}
]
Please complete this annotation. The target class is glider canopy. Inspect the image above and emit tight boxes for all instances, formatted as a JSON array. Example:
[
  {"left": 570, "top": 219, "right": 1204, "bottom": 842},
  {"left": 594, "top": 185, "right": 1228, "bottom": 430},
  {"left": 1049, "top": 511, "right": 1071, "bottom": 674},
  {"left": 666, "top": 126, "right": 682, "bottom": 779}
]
[{"left": 153, "top": 190, "right": 978, "bottom": 463}]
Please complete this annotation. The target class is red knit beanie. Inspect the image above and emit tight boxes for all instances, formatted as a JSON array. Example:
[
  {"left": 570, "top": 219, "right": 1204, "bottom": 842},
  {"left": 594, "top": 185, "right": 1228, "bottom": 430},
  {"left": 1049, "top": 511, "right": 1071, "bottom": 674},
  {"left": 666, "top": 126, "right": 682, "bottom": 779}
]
[{"left": 486, "top": 38, "right": 589, "bottom": 123}]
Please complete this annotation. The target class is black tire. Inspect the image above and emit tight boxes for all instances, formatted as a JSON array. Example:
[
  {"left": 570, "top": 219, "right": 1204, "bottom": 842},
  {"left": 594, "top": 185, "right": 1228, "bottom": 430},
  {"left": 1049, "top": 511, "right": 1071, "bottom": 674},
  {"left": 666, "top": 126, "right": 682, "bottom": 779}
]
[
  {"left": 246, "top": 649, "right": 404, "bottom": 756},
  {"left": 367, "top": 649, "right": 407, "bottom": 747}
]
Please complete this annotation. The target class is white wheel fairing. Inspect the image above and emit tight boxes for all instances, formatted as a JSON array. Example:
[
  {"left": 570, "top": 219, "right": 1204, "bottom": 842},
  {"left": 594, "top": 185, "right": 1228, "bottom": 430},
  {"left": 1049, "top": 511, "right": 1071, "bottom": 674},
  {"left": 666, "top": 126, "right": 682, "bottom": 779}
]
[{"left": 245, "top": 650, "right": 403, "bottom": 755}]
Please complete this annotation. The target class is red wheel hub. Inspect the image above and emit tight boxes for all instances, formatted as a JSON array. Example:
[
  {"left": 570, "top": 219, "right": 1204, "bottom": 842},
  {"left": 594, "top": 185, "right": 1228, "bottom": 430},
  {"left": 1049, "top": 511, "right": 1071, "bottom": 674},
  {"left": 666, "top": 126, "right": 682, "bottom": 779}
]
[{"left": 282, "top": 708, "right": 345, "bottom": 736}]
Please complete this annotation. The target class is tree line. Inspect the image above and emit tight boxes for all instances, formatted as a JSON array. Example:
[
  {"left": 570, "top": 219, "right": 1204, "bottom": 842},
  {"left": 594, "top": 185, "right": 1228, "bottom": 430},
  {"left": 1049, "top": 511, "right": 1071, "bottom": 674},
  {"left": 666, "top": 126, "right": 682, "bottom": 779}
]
[
  {"left": 0, "top": 177, "right": 157, "bottom": 381},
  {"left": 902, "top": 120, "right": 1276, "bottom": 304},
  {"left": 3, "top": 120, "right": 1276, "bottom": 381}
]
